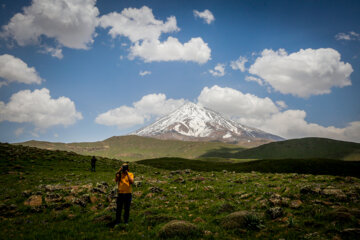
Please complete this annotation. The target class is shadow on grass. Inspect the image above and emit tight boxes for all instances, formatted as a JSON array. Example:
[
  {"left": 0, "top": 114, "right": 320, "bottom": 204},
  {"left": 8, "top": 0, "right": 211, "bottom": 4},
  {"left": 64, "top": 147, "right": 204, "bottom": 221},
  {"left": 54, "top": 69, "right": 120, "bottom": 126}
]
[{"left": 137, "top": 157, "right": 360, "bottom": 178}]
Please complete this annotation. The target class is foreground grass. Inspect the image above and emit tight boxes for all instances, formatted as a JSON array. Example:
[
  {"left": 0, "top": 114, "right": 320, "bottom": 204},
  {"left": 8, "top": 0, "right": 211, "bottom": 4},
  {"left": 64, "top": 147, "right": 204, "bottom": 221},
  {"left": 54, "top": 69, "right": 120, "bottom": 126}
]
[{"left": 1, "top": 143, "right": 360, "bottom": 239}]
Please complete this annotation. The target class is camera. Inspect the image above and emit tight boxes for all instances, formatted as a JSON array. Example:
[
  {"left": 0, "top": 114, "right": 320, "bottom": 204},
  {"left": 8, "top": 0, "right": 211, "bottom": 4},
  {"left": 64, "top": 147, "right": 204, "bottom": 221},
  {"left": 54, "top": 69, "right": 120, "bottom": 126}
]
[{"left": 122, "top": 164, "right": 129, "bottom": 173}]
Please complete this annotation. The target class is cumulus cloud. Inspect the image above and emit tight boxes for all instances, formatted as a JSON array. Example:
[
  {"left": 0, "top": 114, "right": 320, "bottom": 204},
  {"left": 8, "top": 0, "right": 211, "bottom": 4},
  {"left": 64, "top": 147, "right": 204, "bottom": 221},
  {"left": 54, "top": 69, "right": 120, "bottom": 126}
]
[
  {"left": 230, "top": 56, "right": 248, "bottom": 72},
  {"left": 129, "top": 37, "right": 211, "bottom": 64},
  {"left": 249, "top": 48, "right": 353, "bottom": 98},
  {"left": 96, "top": 93, "right": 185, "bottom": 129},
  {"left": 139, "top": 70, "right": 151, "bottom": 76},
  {"left": 335, "top": 31, "right": 360, "bottom": 41},
  {"left": 193, "top": 9, "right": 215, "bottom": 24},
  {"left": 209, "top": 63, "right": 225, "bottom": 77},
  {"left": 100, "top": 6, "right": 211, "bottom": 64},
  {"left": 99, "top": 6, "right": 179, "bottom": 42},
  {"left": 1, "top": 0, "right": 99, "bottom": 54},
  {"left": 197, "top": 85, "right": 279, "bottom": 127},
  {"left": 40, "top": 46, "right": 63, "bottom": 59},
  {"left": 275, "top": 100, "right": 287, "bottom": 109},
  {"left": 0, "top": 54, "right": 43, "bottom": 86},
  {"left": 245, "top": 75, "right": 264, "bottom": 86},
  {"left": 197, "top": 85, "right": 360, "bottom": 142},
  {"left": 0, "top": 88, "right": 82, "bottom": 128}
]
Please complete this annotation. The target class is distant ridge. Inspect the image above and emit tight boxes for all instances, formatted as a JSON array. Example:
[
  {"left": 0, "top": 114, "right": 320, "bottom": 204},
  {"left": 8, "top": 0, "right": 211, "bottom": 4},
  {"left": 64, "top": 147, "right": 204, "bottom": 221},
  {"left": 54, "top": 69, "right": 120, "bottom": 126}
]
[
  {"left": 133, "top": 102, "right": 283, "bottom": 143},
  {"left": 201, "top": 137, "right": 360, "bottom": 160}
]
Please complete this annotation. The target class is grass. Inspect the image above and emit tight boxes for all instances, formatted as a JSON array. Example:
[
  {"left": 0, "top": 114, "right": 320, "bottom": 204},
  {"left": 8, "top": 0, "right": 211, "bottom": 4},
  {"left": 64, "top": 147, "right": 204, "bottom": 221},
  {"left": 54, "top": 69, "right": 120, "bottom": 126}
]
[{"left": 1, "top": 143, "right": 360, "bottom": 239}]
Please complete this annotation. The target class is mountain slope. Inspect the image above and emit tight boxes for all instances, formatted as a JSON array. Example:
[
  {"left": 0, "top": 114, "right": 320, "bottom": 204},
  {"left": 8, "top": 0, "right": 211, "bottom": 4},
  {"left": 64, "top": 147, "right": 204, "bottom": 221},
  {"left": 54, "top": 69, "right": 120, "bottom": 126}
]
[
  {"left": 133, "top": 102, "right": 283, "bottom": 143},
  {"left": 16, "top": 135, "right": 243, "bottom": 161},
  {"left": 200, "top": 137, "right": 360, "bottom": 160}
]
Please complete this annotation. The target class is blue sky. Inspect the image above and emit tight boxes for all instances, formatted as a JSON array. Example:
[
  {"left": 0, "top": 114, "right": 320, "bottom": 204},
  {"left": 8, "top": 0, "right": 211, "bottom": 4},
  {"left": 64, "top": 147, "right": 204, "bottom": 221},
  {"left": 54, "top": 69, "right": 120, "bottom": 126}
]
[{"left": 0, "top": 0, "right": 359, "bottom": 143}]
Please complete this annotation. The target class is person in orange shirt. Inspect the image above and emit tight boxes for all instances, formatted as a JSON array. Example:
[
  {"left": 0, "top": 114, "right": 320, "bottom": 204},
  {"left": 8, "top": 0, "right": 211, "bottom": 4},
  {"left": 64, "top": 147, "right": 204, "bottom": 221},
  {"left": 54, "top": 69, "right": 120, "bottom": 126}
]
[{"left": 115, "top": 163, "right": 134, "bottom": 224}]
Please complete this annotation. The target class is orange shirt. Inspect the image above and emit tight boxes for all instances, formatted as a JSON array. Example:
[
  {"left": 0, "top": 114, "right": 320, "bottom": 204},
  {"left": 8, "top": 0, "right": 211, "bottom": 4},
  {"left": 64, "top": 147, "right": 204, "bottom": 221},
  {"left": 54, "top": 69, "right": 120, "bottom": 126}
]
[{"left": 117, "top": 172, "right": 134, "bottom": 194}]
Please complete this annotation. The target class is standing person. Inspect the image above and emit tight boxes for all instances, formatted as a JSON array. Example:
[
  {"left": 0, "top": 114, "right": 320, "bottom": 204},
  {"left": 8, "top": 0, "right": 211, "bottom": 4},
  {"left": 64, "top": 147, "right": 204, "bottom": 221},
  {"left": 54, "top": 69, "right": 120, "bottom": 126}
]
[
  {"left": 91, "top": 156, "right": 97, "bottom": 172},
  {"left": 115, "top": 163, "right": 134, "bottom": 224}
]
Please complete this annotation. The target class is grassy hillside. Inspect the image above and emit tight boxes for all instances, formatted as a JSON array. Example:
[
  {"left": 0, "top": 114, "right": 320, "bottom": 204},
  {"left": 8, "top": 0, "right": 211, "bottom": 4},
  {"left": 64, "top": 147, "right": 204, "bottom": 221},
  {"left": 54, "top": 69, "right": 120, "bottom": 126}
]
[
  {"left": 17, "top": 135, "right": 242, "bottom": 161},
  {"left": 2, "top": 143, "right": 360, "bottom": 239},
  {"left": 200, "top": 137, "right": 360, "bottom": 160},
  {"left": 137, "top": 157, "right": 360, "bottom": 178}
]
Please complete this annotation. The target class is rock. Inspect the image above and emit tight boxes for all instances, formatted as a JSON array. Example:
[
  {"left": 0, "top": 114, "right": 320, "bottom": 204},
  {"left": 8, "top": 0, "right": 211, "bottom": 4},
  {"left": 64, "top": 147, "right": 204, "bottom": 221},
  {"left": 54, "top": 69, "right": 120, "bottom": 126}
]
[
  {"left": 149, "top": 187, "right": 163, "bottom": 193},
  {"left": 22, "top": 190, "right": 32, "bottom": 197},
  {"left": 45, "top": 193, "right": 62, "bottom": 203},
  {"left": 158, "top": 220, "right": 200, "bottom": 238},
  {"left": 54, "top": 203, "right": 71, "bottom": 210},
  {"left": 328, "top": 208, "right": 354, "bottom": 222},
  {"left": 340, "top": 228, "right": 360, "bottom": 240},
  {"left": 267, "top": 207, "right": 284, "bottom": 219},
  {"left": 90, "top": 196, "right": 98, "bottom": 204},
  {"left": 145, "top": 193, "right": 155, "bottom": 198},
  {"left": 290, "top": 200, "right": 303, "bottom": 209},
  {"left": 44, "top": 184, "right": 65, "bottom": 192},
  {"left": 203, "top": 186, "right": 214, "bottom": 192},
  {"left": 217, "top": 203, "right": 235, "bottom": 214},
  {"left": 239, "top": 193, "right": 251, "bottom": 199},
  {"left": 134, "top": 181, "right": 142, "bottom": 187},
  {"left": 221, "top": 211, "right": 260, "bottom": 230},
  {"left": 170, "top": 170, "right": 183, "bottom": 175},
  {"left": 184, "top": 169, "right": 191, "bottom": 174},
  {"left": 300, "top": 186, "right": 321, "bottom": 195},
  {"left": 173, "top": 178, "right": 185, "bottom": 184},
  {"left": 193, "top": 217, "right": 205, "bottom": 223},
  {"left": 321, "top": 189, "right": 347, "bottom": 200},
  {"left": 91, "top": 187, "right": 106, "bottom": 194},
  {"left": 222, "top": 170, "right": 227, "bottom": 173},
  {"left": 24, "top": 195, "right": 42, "bottom": 207},
  {"left": 269, "top": 194, "right": 282, "bottom": 206},
  {"left": 133, "top": 191, "right": 143, "bottom": 197}
]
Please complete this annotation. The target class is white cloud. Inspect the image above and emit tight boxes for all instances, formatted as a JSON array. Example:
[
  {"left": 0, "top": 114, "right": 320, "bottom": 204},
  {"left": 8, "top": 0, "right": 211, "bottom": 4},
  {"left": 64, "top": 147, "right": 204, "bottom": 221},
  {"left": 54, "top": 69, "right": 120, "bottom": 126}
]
[
  {"left": 129, "top": 37, "right": 211, "bottom": 64},
  {"left": 41, "top": 46, "right": 63, "bottom": 59},
  {"left": 0, "top": 88, "right": 82, "bottom": 128},
  {"left": 99, "top": 6, "right": 179, "bottom": 42},
  {"left": 249, "top": 48, "right": 353, "bottom": 98},
  {"left": 0, "top": 54, "right": 43, "bottom": 86},
  {"left": 193, "top": 9, "right": 215, "bottom": 24},
  {"left": 245, "top": 75, "right": 264, "bottom": 86},
  {"left": 1, "top": 0, "right": 99, "bottom": 52},
  {"left": 335, "top": 31, "right": 360, "bottom": 41},
  {"left": 99, "top": 6, "right": 211, "bottom": 64},
  {"left": 139, "top": 70, "right": 151, "bottom": 76},
  {"left": 197, "top": 85, "right": 360, "bottom": 142},
  {"left": 96, "top": 93, "right": 185, "bottom": 129},
  {"left": 230, "top": 56, "right": 248, "bottom": 72},
  {"left": 197, "top": 85, "right": 279, "bottom": 127},
  {"left": 209, "top": 63, "right": 225, "bottom": 77},
  {"left": 14, "top": 127, "right": 24, "bottom": 137},
  {"left": 275, "top": 100, "right": 287, "bottom": 109}
]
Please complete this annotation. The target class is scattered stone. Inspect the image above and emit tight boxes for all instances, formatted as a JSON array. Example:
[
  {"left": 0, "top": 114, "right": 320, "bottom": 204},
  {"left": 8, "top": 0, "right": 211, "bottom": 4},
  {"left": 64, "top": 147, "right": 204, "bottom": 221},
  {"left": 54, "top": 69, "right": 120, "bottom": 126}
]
[
  {"left": 24, "top": 195, "right": 42, "bottom": 207},
  {"left": 193, "top": 217, "right": 205, "bottom": 223},
  {"left": 221, "top": 211, "right": 260, "bottom": 230},
  {"left": 22, "top": 190, "right": 32, "bottom": 198},
  {"left": 45, "top": 193, "right": 62, "bottom": 203},
  {"left": 91, "top": 187, "right": 106, "bottom": 194},
  {"left": 269, "top": 193, "right": 282, "bottom": 206},
  {"left": 133, "top": 191, "right": 143, "bottom": 198},
  {"left": 222, "top": 170, "right": 227, "bottom": 173},
  {"left": 158, "top": 220, "right": 200, "bottom": 238},
  {"left": 184, "top": 169, "right": 191, "bottom": 174},
  {"left": 204, "top": 230, "right": 212, "bottom": 236},
  {"left": 173, "top": 177, "right": 185, "bottom": 184},
  {"left": 340, "top": 228, "right": 360, "bottom": 240},
  {"left": 134, "top": 181, "right": 142, "bottom": 187},
  {"left": 290, "top": 200, "right": 303, "bottom": 209},
  {"left": 149, "top": 187, "right": 163, "bottom": 193},
  {"left": 267, "top": 207, "right": 284, "bottom": 219},
  {"left": 239, "top": 193, "right": 251, "bottom": 199},
  {"left": 203, "top": 186, "right": 214, "bottom": 192},
  {"left": 321, "top": 189, "right": 347, "bottom": 200}
]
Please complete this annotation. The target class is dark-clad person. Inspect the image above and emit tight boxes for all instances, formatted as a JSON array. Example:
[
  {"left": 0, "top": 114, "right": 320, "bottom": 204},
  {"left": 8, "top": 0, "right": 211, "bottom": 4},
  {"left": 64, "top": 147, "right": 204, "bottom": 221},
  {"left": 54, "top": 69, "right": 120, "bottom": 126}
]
[
  {"left": 115, "top": 163, "right": 134, "bottom": 224},
  {"left": 91, "top": 156, "right": 97, "bottom": 172}
]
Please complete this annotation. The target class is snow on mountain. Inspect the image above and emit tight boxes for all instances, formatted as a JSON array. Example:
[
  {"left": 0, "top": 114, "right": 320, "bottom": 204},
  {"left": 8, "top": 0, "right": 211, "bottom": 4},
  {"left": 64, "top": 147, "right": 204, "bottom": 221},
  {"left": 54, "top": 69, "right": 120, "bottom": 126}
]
[{"left": 132, "top": 102, "right": 284, "bottom": 143}]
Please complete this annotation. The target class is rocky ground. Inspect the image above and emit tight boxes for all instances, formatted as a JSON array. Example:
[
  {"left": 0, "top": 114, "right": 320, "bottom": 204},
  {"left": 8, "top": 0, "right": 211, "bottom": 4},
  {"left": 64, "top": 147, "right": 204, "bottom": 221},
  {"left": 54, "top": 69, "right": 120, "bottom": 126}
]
[{"left": 1, "top": 143, "right": 360, "bottom": 239}]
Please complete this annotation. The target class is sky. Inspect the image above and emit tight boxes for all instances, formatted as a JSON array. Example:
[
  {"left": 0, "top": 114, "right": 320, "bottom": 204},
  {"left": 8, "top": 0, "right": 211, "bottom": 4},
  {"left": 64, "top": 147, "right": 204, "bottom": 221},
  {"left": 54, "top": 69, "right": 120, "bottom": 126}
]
[{"left": 0, "top": 0, "right": 359, "bottom": 143}]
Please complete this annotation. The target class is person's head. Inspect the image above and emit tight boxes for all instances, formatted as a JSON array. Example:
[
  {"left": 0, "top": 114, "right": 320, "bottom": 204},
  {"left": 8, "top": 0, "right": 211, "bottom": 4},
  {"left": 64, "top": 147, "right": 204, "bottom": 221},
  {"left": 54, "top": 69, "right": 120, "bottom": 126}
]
[{"left": 121, "top": 163, "right": 129, "bottom": 172}]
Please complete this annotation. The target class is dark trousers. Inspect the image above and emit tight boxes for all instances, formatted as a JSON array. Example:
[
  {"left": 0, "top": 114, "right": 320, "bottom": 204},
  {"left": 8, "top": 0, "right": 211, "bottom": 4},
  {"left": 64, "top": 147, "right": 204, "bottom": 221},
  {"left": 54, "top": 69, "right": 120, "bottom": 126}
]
[
  {"left": 116, "top": 193, "right": 132, "bottom": 223},
  {"left": 91, "top": 164, "right": 95, "bottom": 171}
]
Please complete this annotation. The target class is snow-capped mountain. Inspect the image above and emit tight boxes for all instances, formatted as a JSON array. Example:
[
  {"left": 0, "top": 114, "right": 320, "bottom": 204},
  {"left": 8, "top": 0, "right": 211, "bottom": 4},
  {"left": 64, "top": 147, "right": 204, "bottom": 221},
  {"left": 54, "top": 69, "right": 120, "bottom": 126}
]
[{"left": 132, "top": 102, "right": 284, "bottom": 143}]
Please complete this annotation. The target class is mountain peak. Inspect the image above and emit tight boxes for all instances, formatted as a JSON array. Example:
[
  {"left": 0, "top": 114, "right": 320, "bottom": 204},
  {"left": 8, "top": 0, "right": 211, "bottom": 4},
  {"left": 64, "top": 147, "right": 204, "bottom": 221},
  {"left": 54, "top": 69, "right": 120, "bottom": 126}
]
[{"left": 132, "top": 102, "right": 283, "bottom": 143}]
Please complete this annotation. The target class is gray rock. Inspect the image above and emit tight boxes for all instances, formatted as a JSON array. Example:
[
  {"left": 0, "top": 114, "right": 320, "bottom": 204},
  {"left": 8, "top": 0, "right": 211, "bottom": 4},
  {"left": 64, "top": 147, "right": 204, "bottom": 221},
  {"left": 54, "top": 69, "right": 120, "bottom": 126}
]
[
  {"left": 267, "top": 207, "right": 284, "bottom": 219},
  {"left": 158, "top": 220, "right": 200, "bottom": 238}
]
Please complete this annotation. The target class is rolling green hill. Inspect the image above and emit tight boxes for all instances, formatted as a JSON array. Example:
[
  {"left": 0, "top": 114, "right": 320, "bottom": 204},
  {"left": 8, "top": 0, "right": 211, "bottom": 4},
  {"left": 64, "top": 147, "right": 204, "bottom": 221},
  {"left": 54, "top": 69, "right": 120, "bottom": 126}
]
[
  {"left": 17, "top": 135, "right": 242, "bottom": 161},
  {"left": 200, "top": 137, "right": 360, "bottom": 160}
]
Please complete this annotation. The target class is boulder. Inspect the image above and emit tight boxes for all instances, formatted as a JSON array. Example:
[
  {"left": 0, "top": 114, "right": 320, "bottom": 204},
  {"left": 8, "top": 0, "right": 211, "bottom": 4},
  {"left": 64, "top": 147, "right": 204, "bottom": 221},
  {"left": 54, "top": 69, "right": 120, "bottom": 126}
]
[
  {"left": 267, "top": 207, "right": 284, "bottom": 219},
  {"left": 158, "top": 220, "right": 200, "bottom": 239},
  {"left": 221, "top": 211, "right": 260, "bottom": 230},
  {"left": 321, "top": 188, "right": 347, "bottom": 200},
  {"left": 290, "top": 200, "right": 303, "bottom": 209},
  {"left": 24, "top": 195, "right": 42, "bottom": 207},
  {"left": 45, "top": 193, "right": 62, "bottom": 203}
]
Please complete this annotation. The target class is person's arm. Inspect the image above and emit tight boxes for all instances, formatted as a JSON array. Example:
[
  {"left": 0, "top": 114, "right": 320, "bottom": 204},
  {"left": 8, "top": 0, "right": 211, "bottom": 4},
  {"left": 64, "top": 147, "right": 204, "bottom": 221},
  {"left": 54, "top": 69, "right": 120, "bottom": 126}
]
[
  {"left": 125, "top": 171, "right": 134, "bottom": 184},
  {"left": 115, "top": 168, "right": 122, "bottom": 182}
]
